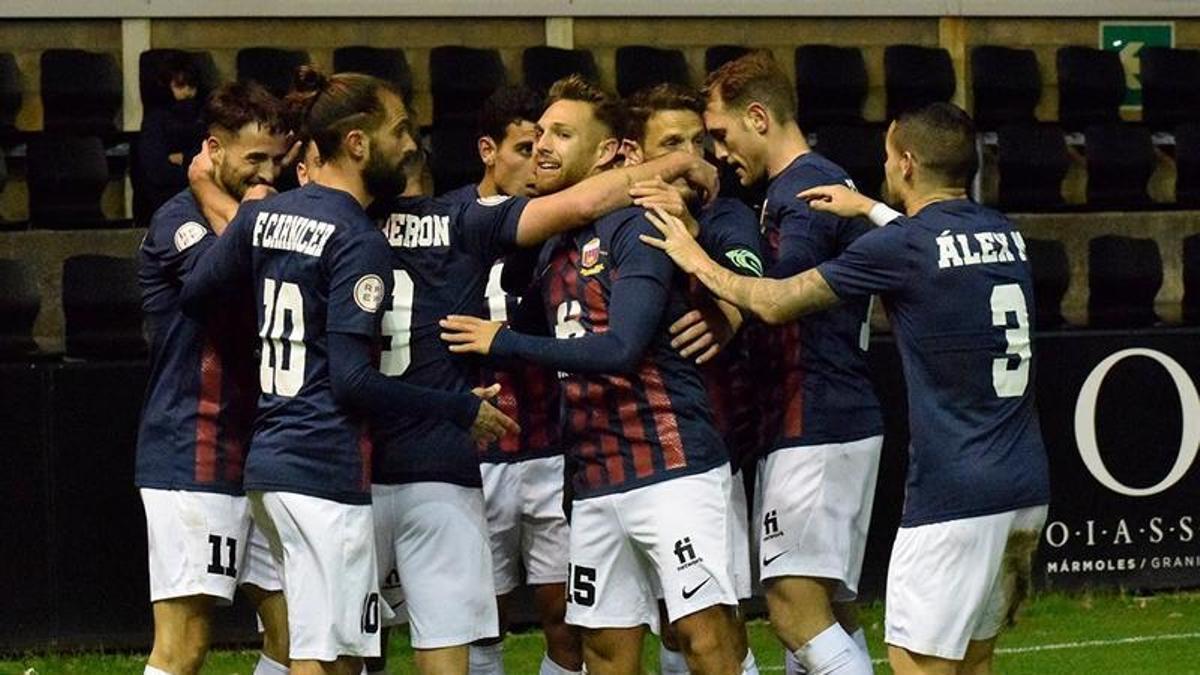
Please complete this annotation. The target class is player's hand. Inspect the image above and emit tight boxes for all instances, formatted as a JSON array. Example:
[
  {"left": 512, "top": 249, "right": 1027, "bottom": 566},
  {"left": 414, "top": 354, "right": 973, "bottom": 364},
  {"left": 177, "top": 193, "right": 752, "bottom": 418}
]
[
  {"left": 243, "top": 184, "right": 277, "bottom": 202},
  {"left": 439, "top": 315, "right": 503, "bottom": 355},
  {"left": 669, "top": 305, "right": 734, "bottom": 364},
  {"left": 797, "top": 184, "right": 877, "bottom": 218},
  {"left": 187, "top": 141, "right": 215, "bottom": 186},
  {"left": 630, "top": 177, "right": 689, "bottom": 218},
  {"left": 639, "top": 206, "right": 711, "bottom": 276},
  {"left": 468, "top": 383, "right": 521, "bottom": 443},
  {"left": 683, "top": 157, "right": 720, "bottom": 207}
]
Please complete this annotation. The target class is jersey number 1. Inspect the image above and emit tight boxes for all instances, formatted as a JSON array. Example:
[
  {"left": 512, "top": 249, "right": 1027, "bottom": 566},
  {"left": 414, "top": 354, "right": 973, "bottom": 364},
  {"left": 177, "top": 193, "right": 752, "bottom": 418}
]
[
  {"left": 261, "top": 278, "right": 307, "bottom": 397},
  {"left": 991, "top": 284, "right": 1031, "bottom": 398}
]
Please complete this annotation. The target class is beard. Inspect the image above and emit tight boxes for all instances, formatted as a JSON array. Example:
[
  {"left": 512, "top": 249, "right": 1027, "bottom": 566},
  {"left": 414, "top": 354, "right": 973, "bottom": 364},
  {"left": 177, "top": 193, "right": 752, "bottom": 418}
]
[
  {"left": 216, "top": 161, "right": 254, "bottom": 202},
  {"left": 363, "top": 147, "right": 411, "bottom": 201}
]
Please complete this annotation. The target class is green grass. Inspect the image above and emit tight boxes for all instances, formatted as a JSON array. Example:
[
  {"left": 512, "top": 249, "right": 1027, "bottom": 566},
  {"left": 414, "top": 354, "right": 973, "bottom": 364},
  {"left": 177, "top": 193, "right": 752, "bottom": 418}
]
[{"left": 4, "top": 592, "right": 1200, "bottom": 674}]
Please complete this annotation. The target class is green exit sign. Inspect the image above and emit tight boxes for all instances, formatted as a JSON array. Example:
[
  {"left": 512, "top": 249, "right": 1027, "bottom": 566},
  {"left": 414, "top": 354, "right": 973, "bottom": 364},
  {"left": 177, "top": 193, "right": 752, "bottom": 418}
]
[{"left": 1099, "top": 21, "right": 1175, "bottom": 109}]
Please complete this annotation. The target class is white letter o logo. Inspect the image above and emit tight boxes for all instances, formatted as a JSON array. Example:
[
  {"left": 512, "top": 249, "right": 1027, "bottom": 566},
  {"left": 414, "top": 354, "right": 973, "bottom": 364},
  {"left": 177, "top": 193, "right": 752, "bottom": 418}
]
[{"left": 1074, "top": 348, "right": 1200, "bottom": 497}]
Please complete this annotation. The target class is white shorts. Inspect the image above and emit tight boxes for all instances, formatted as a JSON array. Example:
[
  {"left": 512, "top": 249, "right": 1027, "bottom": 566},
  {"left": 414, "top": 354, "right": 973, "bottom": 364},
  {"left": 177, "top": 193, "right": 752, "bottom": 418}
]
[
  {"left": 373, "top": 482, "right": 499, "bottom": 649},
  {"left": 480, "top": 456, "right": 570, "bottom": 595},
  {"left": 250, "top": 491, "right": 385, "bottom": 661},
  {"left": 727, "top": 470, "right": 752, "bottom": 600},
  {"left": 756, "top": 436, "right": 882, "bottom": 601},
  {"left": 886, "top": 505, "right": 1048, "bottom": 660},
  {"left": 141, "top": 488, "right": 279, "bottom": 604},
  {"left": 566, "top": 465, "right": 738, "bottom": 633}
]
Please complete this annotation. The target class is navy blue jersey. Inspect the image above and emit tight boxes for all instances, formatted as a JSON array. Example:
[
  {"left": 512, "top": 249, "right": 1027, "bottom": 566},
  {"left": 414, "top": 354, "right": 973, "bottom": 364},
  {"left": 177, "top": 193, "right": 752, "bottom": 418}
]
[
  {"left": 818, "top": 199, "right": 1051, "bottom": 526},
  {"left": 694, "top": 198, "right": 766, "bottom": 469},
  {"left": 366, "top": 192, "right": 529, "bottom": 485},
  {"left": 136, "top": 190, "right": 257, "bottom": 494},
  {"left": 758, "top": 153, "right": 883, "bottom": 451},
  {"left": 183, "top": 183, "right": 393, "bottom": 505},
  {"left": 531, "top": 207, "right": 727, "bottom": 499}
]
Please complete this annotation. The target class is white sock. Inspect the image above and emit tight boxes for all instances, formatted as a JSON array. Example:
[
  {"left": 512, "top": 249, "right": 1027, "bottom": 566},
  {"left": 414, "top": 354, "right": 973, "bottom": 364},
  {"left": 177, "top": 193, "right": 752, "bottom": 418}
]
[
  {"left": 144, "top": 667, "right": 171, "bottom": 675},
  {"left": 659, "top": 643, "right": 691, "bottom": 675},
  {"left": 850, "top": 628, "right": 868, "bottom": 657},
  {"left": 792, "top": 623, "right": 873, "bottom": 675},
  {"left": 469, "top": 642, "right": 505, "bottom": 675},
  {"left": 785, "top": 649, "right": 807, "bottom": 675},
  {"left": 539, "top": 653, "right": 583, "bottom": 675},
  {"left": 741, "top": 649, "right": 760, "bottom": 675},
  {"left": 253, "top": 653, "right": 289, "bottom": 675}
]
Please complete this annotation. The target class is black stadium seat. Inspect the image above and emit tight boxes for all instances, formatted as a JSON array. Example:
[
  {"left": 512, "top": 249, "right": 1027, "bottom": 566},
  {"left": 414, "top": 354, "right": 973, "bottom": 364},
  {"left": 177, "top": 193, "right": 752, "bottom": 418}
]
[
  {"left": 430, "top": 46, "right": 507, "bottom": 126},
  {"left": 139, "top": 48, "right": 220, "bottom": 111},
  {"left": 40, "top": 49, "right": 122, "bottom": 137},
  {"left": 705, "top": 45, "right": 752, "bottom": 74},
  {"left": 1176, "top": 122, "right": 1200, "bottom": 207},
  {"left": 996, "top": 124, "right": 1069, "bottom": 211},
  {"left": 61, "top": 255, "right": 146, "bottom": 359},
  {"left": 1056, "top": 46, "right": 1125, "bottom": 132},
  {"left": 971, "top": 46, "right": 1041, "bottom": 130},
  {"left": 794, "top": 45, "right": 867, "bottom": 129},
  {"left": 430, "top": 125, "right": 484, "bottom": 195},
  {"left": 0, "top": 52, "right": 21, "bottom": 138},
  {"left": 1183, "top": 234, "right": 1200, "bottom": 325},
  {"left": 523, "top": 46, "right": 599, "bottom": 94},
  {"left": 1084, "top": 123, "right": 1156, "bottom": 209},
  {"left": 813, "top": 124, "right": 886, "bottom": 199},
  {"left": 26, "top": 135, "right": 110, "bottom": 229},
  {"left": 1024, "top": 238, "right": 1070, "bottom": 330},
  {"left": 615, "top": 46, "right": 689, "bottom": 98},
  {"left": 334, "top": 46, "right": 414, "bottom": 105},
  {"left": 237, "top": 47, "right": 310, "bottom": 98},
  {"left": 884, "top": 45, "right": 955, "bottom": 120},
  {"left": 1140, "top": 47, "right": 1200, "bottom": 134},
  {"left": 0, "top": 259, "right": 41, "bottom": 358},
  {"left": 1088, "top": 235, "right": 1162, "bottom": 328}
]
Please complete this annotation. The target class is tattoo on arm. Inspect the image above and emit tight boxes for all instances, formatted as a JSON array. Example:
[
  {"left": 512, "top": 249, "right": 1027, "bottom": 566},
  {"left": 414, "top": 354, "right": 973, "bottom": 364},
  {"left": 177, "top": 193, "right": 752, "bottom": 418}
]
[{"left": 694, "top": 261, "right": 840, "bottom": 325}]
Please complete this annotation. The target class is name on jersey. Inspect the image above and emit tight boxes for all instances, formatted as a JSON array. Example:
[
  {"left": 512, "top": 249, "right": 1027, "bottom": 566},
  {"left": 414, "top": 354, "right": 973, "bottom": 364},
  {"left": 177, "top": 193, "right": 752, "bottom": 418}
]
[
  {"left": 252, "top": 211, "right": 336, "bottom": 257},
  {"left": 936, "top": 229, "right": 1028, "bottom": 270},
  {"left": 381, "top": 212, "right": 450, "bottom": 249}
]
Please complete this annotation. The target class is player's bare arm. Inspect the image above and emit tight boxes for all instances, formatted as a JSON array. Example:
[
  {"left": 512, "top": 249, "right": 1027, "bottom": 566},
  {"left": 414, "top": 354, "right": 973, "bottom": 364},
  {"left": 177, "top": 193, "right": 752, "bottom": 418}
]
[
  {"left": 800, "top": 184, "right": 905, "bottom": 227},
  {"left": 188, "top": 142, "right": 240, "bottom": 234},
  {"left": 641, "top": 206, "right": 839, "bottom": 325}
]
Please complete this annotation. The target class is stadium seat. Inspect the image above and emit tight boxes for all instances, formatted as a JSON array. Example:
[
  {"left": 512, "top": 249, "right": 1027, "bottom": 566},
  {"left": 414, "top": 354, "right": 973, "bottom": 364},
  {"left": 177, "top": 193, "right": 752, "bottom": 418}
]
[
  {"left": 1183, "top": 234, "right": 1200, "bottom": 325},
  {"left": 430, "top": 46, "right": 507, "bottom": 126},
  {"left": 1056, "top": 46, "right": 1125, "bottom": 132},
  {"left": 26, "top": 135, "right": 110, "bottom": 229},
  {"left": 1139, "top": 47, "right": 1200, "bottom": 133},
  {"left": 884, "top": 45, "right": 955, "bottom": 120},
  {"left": 1024, "top": 238, "right": 1070, "bottom": 330},
  {"left": 0, "top": 52, "right": 21, "bottom": 138},
  {"left": 615, "top": 46, "right": 689, "bottom": 98},
  {"left": 138, "top": 49, "right": 220, "bottom": 111},
  {"left": 333, "top": 46, "right": 414, "bottom": 105},
  {"left": 61, "top": 255, "right": 146, "bottom": 359},
  {"left": 1084, "top": 123, "right": 1156, "bottom": 209},
  {"left": 995, "top": 124, "right": 1069, "bottom": 211},
  {"left": 1087, "top": 235, "right": 1162, "bottom": 328},
  {"left": 970, "top": 46, "right": 1041, "bottom": 130},
  {"left": 705, "top": 45, "right": 752, "bottom": 74},
  {"left": 794, "top": 45, "right": 867, "bottom": 130},
  {"left": 813, "top": 124, "right": 886, "bottom": 199},
  {"left": 430, "top": 124, "right": 484, "bottom": 195},
  {"left": 523, "top": 46, "right": 599, "bottom": 94},
  {"left": 1176, "top": 122, "right": 1200, "bottom": 207},
  {"left": 0, "top": 259, "right": 41, "bottom": 358},
  {"left": 236, "top": 47, "right": 310, "bottom": 98},
  {"left": 40, "top": 49, "right": 122, "bottom": 137}
]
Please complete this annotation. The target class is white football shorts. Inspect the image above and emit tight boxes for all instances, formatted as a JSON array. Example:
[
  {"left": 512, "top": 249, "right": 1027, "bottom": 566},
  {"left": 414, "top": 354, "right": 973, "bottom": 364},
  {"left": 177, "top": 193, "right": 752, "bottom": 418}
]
[
  {"left": 728, "top": 469, "right": 752, "bottom": 600},
  {"left": 480, "top": 455, "right": 570, "bottom": 595}
]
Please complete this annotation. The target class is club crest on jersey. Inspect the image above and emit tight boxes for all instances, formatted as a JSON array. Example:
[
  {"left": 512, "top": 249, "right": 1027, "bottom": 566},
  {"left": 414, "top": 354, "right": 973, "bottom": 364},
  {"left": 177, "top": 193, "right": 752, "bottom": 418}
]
[
  {"left": 173, "top": 221, "right": 207, "bottom": 252},
  {"left": 353, "top": 274, "right": 385, "bottom": 313},
  {"left": 581, "top": 237, "right": 604, "bottom": 275}
]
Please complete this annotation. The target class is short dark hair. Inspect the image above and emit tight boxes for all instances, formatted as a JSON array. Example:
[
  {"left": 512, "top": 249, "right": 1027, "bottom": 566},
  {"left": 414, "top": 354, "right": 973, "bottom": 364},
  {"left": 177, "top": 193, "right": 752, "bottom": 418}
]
[
  {"left": 546, "top": 74, "right": 624, "bottom": 138},
  {"left": 285, "top": 66, "right": 403, "bottom": 162},
  {"left": 203, "top": 81, "right": 286, "bottom": 136},
  {"left": 479, "top": 85, "right": 543, "bottom": 143},
  {"left": 156, "top": 51, "right": 198, "bottom": 91},
  {"left": 623, "top": 83, "right": 705, "bottom": 144},
  {"left": 703, "top": 50, "right": 796, "bottom": 125},
  {"left": 892, "top": 102, "right": 978, "bottom": 189}
]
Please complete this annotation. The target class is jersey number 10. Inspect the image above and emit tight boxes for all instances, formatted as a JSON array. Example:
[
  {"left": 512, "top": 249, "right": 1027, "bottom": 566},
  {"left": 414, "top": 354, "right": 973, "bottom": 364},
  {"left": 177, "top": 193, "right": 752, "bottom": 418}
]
[{"left": 261, "top": 278, "right": 307, "bottom": 397}]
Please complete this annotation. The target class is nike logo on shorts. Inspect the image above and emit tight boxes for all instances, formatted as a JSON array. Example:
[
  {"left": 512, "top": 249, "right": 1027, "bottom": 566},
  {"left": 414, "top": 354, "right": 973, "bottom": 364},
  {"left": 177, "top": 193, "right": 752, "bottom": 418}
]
[
  {"left": 763, "top": 551, "right": 788, "bottom": 566},
  {"left": 682, "top": 576, "right": 712, "bottom": 599}
]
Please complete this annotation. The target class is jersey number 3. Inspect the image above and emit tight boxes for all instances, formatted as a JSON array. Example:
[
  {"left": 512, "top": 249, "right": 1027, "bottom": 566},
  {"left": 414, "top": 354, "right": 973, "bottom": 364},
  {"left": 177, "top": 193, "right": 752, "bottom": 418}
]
[
  {"left": 991, "top": 283, "right": 1031, "bottom": 398},
  {"left": 261, "top": 278, "right": 307, "bottom": 397}
]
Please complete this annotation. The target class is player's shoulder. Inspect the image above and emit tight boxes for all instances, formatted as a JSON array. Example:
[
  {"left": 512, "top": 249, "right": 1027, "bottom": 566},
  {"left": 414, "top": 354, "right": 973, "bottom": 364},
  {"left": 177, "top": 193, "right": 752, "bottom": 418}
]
[
  {"left": 770, "top": 151, "right": 851, "bottom": 197},
  {"left": 596, "top": 205, "right": 653, "bottom": 240},
  {"left": 911, "top": 198, "right": 1012, "bottom": 233},
  {"left": 145, "top": 189, "right": 210, "bottom": 254},
  {"left": 701, "top": 197, "right": 758, "bottom": 228},
  {"left": 438, "top": 183, "right": 480, "bottom": 206}
]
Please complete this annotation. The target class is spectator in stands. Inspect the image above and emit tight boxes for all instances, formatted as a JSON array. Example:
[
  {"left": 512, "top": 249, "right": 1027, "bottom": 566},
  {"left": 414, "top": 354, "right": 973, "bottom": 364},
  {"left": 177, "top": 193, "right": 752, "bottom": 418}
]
[{"left": 137, "top": 53, "right": 205, "bottom": 219}]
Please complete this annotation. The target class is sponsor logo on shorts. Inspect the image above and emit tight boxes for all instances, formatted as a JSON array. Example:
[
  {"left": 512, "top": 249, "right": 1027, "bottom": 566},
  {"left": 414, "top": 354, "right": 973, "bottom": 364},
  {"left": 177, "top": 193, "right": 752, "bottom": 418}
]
[
  {"left": 674, "top": 537, "right": 703, "bottom": 571},
  {"left": 353, "top": 274, "right": 385, "bottom": 313},
  {"left": 681, "top": 575, "right": 712, "bottom": 600},
  {"left": 763, "top": 510, "right": 783, "bottom": 541}
]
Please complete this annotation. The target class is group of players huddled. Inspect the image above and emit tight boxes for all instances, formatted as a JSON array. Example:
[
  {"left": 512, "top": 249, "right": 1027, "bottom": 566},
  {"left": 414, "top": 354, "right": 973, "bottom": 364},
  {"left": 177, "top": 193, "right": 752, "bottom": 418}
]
[{"left": 135, "top": 49, "right": 1050, "bottom": 675}]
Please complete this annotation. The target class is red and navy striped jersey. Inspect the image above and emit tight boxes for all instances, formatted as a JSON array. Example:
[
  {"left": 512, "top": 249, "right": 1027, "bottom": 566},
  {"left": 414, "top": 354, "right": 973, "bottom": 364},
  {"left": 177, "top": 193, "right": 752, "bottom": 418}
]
[
  {"left": 758, "top": 153, "right": 883, "bottom": 453},
  {"left": 136, "top": 189, "right": 257, "bottom": 495},
  {"left": 532, "top": 207, "right": 727, "bottom": 499}
]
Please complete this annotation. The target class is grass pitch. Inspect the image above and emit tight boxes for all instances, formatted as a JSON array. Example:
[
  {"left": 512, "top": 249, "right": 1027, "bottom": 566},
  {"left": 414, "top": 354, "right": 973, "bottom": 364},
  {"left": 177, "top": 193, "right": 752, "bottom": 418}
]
[{"left": 3, "top": 591, "right": 1199, "bottom": 674}]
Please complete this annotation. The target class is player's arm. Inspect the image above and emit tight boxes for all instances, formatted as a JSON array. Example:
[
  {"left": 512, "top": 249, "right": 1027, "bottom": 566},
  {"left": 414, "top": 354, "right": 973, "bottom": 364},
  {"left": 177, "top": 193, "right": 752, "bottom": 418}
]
[
  {"left": 178, "top": 208, "right": 255, "bottom": 314},
  {"left": 511, "top": 152, "right": 717, "bottom": 247},
  {"left": 187, "top": 143, "right": 240, "bottom": 234}
]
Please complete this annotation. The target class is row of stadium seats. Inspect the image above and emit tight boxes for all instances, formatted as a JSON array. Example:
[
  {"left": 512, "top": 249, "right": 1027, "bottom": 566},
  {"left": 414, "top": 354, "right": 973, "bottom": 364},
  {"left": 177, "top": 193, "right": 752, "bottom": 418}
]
[{"left": 2, "top": 237, "right": 1197, "bottom": 360}]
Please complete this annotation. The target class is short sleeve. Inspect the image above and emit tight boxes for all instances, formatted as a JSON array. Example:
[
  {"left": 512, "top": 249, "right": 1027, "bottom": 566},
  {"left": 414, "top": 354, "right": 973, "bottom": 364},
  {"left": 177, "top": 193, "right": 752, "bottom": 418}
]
[
  {"left": 611, "top": 214, "right": 674, "bottom": 289},
  {"left": 326, "top": 229, "right": 394, "bottom": 336},
  {"left": 817, "top": 220, "right": 914, "bottom": 299},
  {"left": 459, "top": 194, "right": 531, "bottom": 262}
]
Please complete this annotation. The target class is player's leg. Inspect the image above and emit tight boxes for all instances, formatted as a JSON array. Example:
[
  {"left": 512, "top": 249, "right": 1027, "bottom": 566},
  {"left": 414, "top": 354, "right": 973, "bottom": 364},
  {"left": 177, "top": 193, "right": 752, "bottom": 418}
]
[
  {"left": 887, "top": 647, "right": 958, "bottom": 675},
  {"left": 832, "top": 603, "right": 868, "bottom": 655},
  {"left": 522, "top": 455, "right": 583, "bottom": 674},
  {"left": 957, "top": 639, "right": 996, "bottom": 675},
  {"left": 581, "top": 626, "right": 646, "bottom": 675},
  {"left": 471, "top": 461, "right": 522, "bottom": 675},
  {"left": 672, "top": 605, "right": 742, "bottom": 675},
  {"left": 142, "top": 489, "right": 247, "bottom": 675},
  {"left": 238, "top": 516, "right": 290, "bottom": 674}
]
